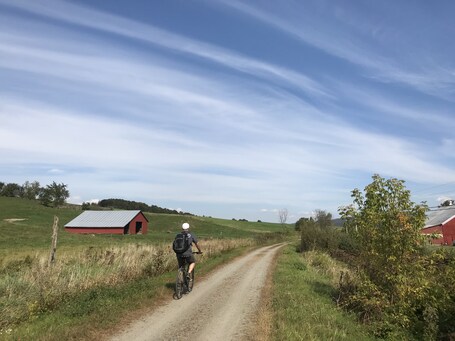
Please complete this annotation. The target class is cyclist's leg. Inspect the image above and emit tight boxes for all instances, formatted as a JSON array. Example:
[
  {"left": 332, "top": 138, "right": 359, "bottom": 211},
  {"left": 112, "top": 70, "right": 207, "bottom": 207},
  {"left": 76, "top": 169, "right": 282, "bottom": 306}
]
[
  {"left": 175, "top": 256, "right": 185, "bottom": 299},
  {"left": 187, "top": 254, "right": 196, "bottom": 274},
  {"left": 184, "top": 258, "right": 195, "bottom": 291}
]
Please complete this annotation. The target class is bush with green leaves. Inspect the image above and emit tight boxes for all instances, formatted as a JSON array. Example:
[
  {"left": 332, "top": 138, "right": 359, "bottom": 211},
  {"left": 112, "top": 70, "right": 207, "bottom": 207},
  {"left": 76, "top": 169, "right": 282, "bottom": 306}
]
[
  {"left": 299, "top": 219, "right": 357, "bottom": 258},
  {"left": 339, "top": 175, "right": 427, "bottom": 278},
  {"left": 336, "top": 175, "right": 455, "bottom": 339}
]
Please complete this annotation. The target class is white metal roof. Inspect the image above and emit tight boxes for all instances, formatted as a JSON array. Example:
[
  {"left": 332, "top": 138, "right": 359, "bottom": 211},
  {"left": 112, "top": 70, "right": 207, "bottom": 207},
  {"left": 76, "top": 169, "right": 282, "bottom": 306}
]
[
  {"left": 424, "top": 206, "right": 455, "bottom": 228},
  {"left": 65, "top": 210, "right": 142, "bottom": 228}
]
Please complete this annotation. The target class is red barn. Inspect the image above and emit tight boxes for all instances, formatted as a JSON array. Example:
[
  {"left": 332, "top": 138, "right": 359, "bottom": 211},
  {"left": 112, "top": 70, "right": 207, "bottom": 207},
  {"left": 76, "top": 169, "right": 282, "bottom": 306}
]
[
  {"left": 65, "top": 210, "right": 148, "bottom": 235},
  {"left": 421, "top": 206, "right": 455, "bottom": 245}
]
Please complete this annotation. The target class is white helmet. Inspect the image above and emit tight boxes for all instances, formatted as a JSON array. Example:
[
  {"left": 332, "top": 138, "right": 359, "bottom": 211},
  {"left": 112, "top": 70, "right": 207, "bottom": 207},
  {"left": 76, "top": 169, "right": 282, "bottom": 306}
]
[{"left": 182, "top": 223, "right": 190, "bottom": 230}]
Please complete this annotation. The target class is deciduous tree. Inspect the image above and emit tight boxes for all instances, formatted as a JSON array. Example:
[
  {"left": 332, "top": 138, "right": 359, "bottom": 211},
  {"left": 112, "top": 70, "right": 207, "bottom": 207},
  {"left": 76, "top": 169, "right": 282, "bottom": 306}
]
[
  {"left": 39, "top": 182, "right": 69, "bottom": 207},
  {"left": 295, "top": 216, "right": 315, "bottom": 231},
  {"left": 314, "top": 209, "right": 332, "bottom": 229},
  {"left": 278, "top": 208, "right": 289, "bottom": 229},
  {"left": 22, "top": 181, "right": 41, "bottom": 200},
  {"left": 1, "top": 183, "right": 22, "bottom": 197},
  {"left": 338, "top": 175, "right": 431, "bottom": 334},
  {"left": 339, "top": 174, "right": 427, "bottom": 277}
]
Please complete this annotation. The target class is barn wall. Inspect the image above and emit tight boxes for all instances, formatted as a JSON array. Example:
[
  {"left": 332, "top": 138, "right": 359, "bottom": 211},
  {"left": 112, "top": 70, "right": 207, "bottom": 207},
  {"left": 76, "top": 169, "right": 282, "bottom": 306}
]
[
  {"left": 421, "top": 225, "right": 444, "bottom": 245},
  {"left": 127, "top": 213, "right": 148, "bottom": 235},
  {"left": 443, "top": 218, "right": 455, "bottom": 245},
  {"left": 65, "top": 227, "right": 124, "bottom": 234}
]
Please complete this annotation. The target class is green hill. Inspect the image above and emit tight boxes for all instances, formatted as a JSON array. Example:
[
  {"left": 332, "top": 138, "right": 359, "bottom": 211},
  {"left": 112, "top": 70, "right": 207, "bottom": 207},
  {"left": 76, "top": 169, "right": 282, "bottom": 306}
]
[{"left": 0, "top": 197, "right": 287, "bottom": 260}]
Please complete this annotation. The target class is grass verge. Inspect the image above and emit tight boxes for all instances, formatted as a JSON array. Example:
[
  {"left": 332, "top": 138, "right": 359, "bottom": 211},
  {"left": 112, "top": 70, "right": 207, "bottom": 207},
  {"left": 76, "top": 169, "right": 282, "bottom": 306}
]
[{"left": 270, "top": 244, "right": 377, "bottom": 341}]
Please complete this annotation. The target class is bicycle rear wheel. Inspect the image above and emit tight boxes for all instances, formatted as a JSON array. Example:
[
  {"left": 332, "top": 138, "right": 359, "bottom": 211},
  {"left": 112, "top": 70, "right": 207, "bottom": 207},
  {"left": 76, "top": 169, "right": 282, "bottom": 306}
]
[{"left": 174, "top": 269, "right": 184, "bottom": 299}]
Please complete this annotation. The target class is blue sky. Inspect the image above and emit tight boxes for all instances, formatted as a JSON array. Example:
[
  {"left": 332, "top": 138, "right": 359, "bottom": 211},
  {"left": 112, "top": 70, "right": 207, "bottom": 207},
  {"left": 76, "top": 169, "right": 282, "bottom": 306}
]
[{"left": 1, "top": 0, "right": 454, "bottom": 223}]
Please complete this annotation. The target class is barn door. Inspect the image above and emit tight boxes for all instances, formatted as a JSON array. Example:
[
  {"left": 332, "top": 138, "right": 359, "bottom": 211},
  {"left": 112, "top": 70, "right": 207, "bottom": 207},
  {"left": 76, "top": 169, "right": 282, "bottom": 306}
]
[{"left": 136, "top": 221, "right": 143, "bottom": 234}]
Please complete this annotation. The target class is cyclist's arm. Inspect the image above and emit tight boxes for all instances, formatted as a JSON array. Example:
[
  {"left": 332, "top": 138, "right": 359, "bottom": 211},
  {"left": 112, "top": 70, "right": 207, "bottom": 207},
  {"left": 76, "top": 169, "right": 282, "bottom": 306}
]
[{"left": 194, "top": 242, "right": 202, "bottom": 253}]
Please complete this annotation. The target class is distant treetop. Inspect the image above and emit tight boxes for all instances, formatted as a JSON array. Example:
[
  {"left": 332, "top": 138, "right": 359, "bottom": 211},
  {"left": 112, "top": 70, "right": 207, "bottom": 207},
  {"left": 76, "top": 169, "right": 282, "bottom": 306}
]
[{"left": 97, "top": 198, "right": 193, "bottom": 215}]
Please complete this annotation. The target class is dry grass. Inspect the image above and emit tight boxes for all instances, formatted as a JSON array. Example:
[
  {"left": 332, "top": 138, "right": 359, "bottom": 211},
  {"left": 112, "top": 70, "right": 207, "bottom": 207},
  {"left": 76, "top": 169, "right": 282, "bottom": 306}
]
[
  {"left": 0, "top": 238, "right": 254, "bottom": 330},
  {"left": 301, "top": 250, "right": 351, "bottom": 286}
]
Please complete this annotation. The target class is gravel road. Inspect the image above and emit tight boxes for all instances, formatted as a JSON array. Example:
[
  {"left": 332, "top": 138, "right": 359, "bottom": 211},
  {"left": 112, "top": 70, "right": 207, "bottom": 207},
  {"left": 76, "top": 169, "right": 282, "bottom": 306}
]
[{"left": 110, "top": 243, "right": 284, "bottom": 341}]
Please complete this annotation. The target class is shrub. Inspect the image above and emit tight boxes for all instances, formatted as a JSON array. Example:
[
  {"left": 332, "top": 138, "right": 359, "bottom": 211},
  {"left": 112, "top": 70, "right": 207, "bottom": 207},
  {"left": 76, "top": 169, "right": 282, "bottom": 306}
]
[
  {"left": 339, "top": 175, "right": 427, "bottom": 282},
  {"left": 297, "top": 175, "right": 455, "bottom": 339},
  {"left": 300, "top": 222, "right": 357, "bottom": 258},
  {"left": 335, "top": 175, "right": 455, "bottom": 339}
]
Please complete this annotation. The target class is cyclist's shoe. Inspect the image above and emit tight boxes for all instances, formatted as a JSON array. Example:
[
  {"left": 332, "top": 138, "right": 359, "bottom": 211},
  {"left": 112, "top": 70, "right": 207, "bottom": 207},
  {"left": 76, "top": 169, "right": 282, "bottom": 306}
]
[{"left": 187, "top": 273, "right": 193, "bottom": 282}]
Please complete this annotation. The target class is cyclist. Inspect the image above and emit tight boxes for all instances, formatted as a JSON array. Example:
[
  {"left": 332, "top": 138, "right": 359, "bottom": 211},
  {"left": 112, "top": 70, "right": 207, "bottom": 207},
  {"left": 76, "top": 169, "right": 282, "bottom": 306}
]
[{"left": 176, "top": 222, "right": 202, "bottom": 281}]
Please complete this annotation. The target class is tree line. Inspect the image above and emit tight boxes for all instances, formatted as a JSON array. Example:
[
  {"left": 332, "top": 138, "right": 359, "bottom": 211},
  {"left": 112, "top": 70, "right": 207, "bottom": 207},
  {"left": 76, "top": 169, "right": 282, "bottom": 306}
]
[
  {"left": 0, "top": 180, "right": 69, "bottom": 208},
  {"left": 93, "top": 198, "right": 193, "bottom": 216},
  {"left": 0, "top": 181, "right": 193, "bottom": 215},
  {"left": 1, "top": 180, "right": 193, "bottom": 215}
]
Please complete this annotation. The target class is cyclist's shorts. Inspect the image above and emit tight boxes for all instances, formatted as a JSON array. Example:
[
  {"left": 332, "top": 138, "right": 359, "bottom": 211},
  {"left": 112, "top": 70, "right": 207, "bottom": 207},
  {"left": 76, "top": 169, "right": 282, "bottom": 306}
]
[{"left": 177, "top": 254, "right": 196, "bottom": 267}]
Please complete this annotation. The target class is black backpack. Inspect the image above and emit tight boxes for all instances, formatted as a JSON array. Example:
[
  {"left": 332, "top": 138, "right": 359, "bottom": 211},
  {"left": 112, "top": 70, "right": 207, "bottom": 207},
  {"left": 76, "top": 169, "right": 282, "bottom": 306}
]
[{"left": 172, "top": 233, "right": 190, "bottom": 254}]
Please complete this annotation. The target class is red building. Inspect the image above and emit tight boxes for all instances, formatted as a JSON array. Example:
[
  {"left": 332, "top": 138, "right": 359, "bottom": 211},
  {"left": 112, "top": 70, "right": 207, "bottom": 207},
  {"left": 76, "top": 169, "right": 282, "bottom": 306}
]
[
  {"left": 65, "top": 210, "right": 148, "bottom": 235},
  {"left": 421, "top": 206, "right": 455, "bottom": 245}
]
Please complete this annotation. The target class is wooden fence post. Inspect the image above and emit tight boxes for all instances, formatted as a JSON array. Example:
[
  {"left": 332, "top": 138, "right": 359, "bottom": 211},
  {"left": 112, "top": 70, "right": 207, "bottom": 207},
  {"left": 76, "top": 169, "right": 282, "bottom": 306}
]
[{"left": 48, "top": 215, "right": 59, "bottom": 266}]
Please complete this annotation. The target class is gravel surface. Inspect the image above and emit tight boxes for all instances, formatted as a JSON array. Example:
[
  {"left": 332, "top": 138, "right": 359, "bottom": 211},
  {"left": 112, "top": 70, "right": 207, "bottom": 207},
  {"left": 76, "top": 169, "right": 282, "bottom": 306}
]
[{"left": 110, "top": 243, "right": 284, "bottom": 341}]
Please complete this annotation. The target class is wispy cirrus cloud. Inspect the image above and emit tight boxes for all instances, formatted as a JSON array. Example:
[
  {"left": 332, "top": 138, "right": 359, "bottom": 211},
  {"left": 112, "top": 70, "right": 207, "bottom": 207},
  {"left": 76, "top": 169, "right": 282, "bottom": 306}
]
[
  {"left": 215, "top": 0, "right": 455, "bottom": 100},
  {"left": 1, "top": 0, "right": 454, "bottom": 221},
  {"left": 325, "top": 79, "right": 455, "bottom": 135},
  {"left": 0, "top": 0, "right": 330, "bottom": 99}
]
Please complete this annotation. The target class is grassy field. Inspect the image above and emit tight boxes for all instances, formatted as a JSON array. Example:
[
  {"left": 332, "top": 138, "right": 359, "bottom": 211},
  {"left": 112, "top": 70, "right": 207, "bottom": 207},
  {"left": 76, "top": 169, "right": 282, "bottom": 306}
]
[
  {"left": 270, "top": 244, "right": 377, "bottom": 341},
  {"left": 0, "top": 197, "right": 292, "bottom": 339},
  {"left": 0, "top": 198, "right": 378, "bottom": 340},
  {"left": 0, "top": 197, "right": 289, "bottom": 260}
]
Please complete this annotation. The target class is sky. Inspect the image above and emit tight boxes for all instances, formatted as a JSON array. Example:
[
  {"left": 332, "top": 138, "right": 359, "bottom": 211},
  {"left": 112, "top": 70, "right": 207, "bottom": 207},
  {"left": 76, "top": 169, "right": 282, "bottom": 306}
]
[{"left": 1, "top": 0, "right": 455, "bottom": 223}]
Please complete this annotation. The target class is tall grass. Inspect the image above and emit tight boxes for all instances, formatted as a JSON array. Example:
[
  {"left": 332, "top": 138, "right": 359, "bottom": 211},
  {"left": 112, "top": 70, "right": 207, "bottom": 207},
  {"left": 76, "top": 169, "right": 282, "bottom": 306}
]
[{"left": 0, "top": 238, "right": 254, "bottom": 331}]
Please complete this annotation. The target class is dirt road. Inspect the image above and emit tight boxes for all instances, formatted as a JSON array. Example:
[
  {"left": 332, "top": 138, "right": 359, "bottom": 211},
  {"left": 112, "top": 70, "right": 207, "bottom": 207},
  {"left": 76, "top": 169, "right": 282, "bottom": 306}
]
[{"left": 110, "top": 243, "right": 284, "bottom": 341}]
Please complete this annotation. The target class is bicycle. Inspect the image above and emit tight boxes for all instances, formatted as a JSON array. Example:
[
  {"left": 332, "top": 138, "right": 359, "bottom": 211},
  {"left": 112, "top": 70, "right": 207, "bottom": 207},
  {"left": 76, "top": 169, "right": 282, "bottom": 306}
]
[{"left": 174, "top": 251, "right": 202, "bottom": 299}]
